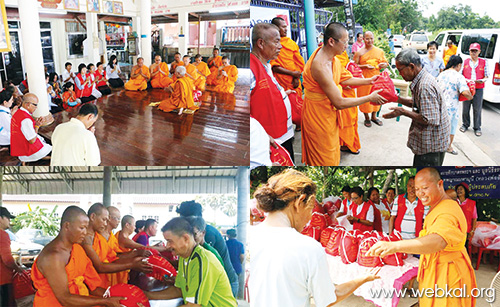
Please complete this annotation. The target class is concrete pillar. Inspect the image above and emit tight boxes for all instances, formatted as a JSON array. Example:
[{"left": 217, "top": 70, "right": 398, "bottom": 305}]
[
  {"left": 131, "top": 16, "right": 140, "bottom": 65},
  {"left": 178, "top": 11, "right": 189, "bottom": 56},
  {"left": 103, "top": 167, "right": 112, "bottom": 208},
  {"left": 98, "top": 21, "right": 107, "bottom": 64},
  {"left": 303, "top": 0, "right": 318, "bottom": 57},
  {"left": 85, "top": 12, "right": 100, "bottom": 64},
  {"left": 140, "top": 0, "right": 152, "bottom": 66},
  {"left": 18, "top": 0, "right": 49, "bottom": 118},
  {"left": 236, "top": 166, "right": 249, "bottom": 299}
]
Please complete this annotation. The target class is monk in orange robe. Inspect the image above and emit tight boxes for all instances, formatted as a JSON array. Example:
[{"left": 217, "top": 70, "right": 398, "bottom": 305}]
[
  {"left": 443, "top": 40, "right": 458, "bottom": 66},
  {"left": 270, "top": 17, "right": 305, "bottom": 98},
  {"left": 354, "top": 31, "right": 388, "bottom": 127},
  {"left": 206, "top": 47, "right": 223, "bottom": 86},
  {"left": 336, "top": 51, "right": 361, "bottom": 154},
  {"left": 169, "top": 52, "right": 184, "bottom": 82},
  {"left": 193, "top": 54, "right": 211, "bottom": 91},
  {"left": 301, "top": 23, "right": 385, "bottom": 166},
  {"left": 213, "top": 56, "right": 238, "bottom": 94},
  {"left": 182, "top": 55, "right": 198, "bottom": 90},
  {"left": 81, "top": 203, "right": 152, "bottom": 289},
  {"left": 100, "top": 206, "right": 127, "bottom": 286},
  {"left": 31, "top": 206, "right": 124, "bottom": 306},
  {"left": 125, "top": 57, "right": 150, "bottom": 91},
  {"left": 158, "top": 66, "right": 199, "bottom": 115},
  {"left": 367, "top": 167, "right": 477, "bottom": 307},
  {"left": 150, "top": 55, "right": 172, "bottom": 88}
]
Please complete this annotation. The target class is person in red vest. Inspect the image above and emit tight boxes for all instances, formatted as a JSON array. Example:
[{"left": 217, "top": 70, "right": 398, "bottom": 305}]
[
  {"left": 389, "top": 176, "right": 427, "bottom": 240},
  {"left": 455, "top": 182, "right": 477, "bottom": 247},
  {"left": 336, "top": 186, "right": 351, "bottom": 218},
  {"left": 347, "top": 186, "right": 374, "bottom": 231},
  {"left": 460, "top": 43, "right": 489, "bottom": 137},
  {"left": 74, "top": 63, "right": 96, "bottom": 103},
  {"left": 367, "top": 187, "right": 390, "bottom": 233},
  {"left": 250, "top": 22, "right": 295, "bottom": 161},
  {"left": 382, "top": 187, "right": 396, "bottom": 209},
  {"left": 10, "top": 93, "right": 51, "bottom": 163}
]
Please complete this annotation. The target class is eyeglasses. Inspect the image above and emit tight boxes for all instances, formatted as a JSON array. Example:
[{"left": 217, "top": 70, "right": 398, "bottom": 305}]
[
  {"left": 333, "top": 38, "right": 349, "bottom": 46},
  {"left": 470, "top": 50, "right": 479, "bottom": 53}
]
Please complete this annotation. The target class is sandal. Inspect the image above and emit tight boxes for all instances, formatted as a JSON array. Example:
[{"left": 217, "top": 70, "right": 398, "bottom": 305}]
[
  {"left": 459, "top": 126, "right": 467, "bottom": 133},
  {"left": 447, "top": 148, "right": 458, "bottom": 155},
  {"left": 341, "top": 146, "right": 360, "bottom": 155},
  {"left": 364, "top": 120, "right": 372, "bottom": 127},
  {"left": 475, "top": 130, "right": 482, "bottom": 137},
  {"left": 371, "top": 119, "right": 383, "bottom": 126}
]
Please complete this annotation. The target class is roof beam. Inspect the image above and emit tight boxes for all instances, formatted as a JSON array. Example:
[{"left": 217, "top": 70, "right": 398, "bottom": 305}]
[
  {"left": 112, "top": 166, "right": 122, "bottom": 192},
  {"left": 54, "top": 166, "right": 74, "bottom": 192},
  {"left": 4, "top": 167, "right": 29, "bottom": 192}
]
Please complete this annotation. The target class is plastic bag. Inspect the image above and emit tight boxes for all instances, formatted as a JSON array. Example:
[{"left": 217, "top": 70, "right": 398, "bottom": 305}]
[
  {"left": 270, "top": 142, "right": 294, "bottom": 166},
  {"left": 326, "top": 227, "right": 345, "bottom": 256},
  {"left": 357, "top": 236, "right": 383, "bottom": 267},
  {"left": 146, "top": 255, "right": 177, "bottom": 281},
  {"left": 104, "top": 284, "right": 150, "bottom": 307},
  {"left": 345, "top": 62, "right": 364, "bottom": 88},
  {"left": 459, "top": 79, "right": 476, "bottom": 101},
  {"left": 13, "top": 270, "right": 35, "bottom": 300},
  {"left": 287, "top": 91, "right": 303, "bottom": 126},
  {"left": 369, "top": 71, "right": 398, "bottom": 104},
  {"left": 301, "top": 224, "right": 322, "bottom": 241},
  {"left": 320, "top": 226, "right": 336, "bottom": 247},
  {"left": 339, "top": 231, "right": 359, "bottom": 264}
]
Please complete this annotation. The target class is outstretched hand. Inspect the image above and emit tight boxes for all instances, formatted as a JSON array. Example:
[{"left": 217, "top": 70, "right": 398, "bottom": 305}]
[
  {"left": 131, "top": 257, "right": 153, "bottom": 273},
  {"left": 383, "top": 107, "right": 405, "bottom": 119},
  {"left": 369, "top": 89, "right": 387, "bottom": 105},
  {"left": 366, "top": 241, "right": 397, "bottom": 258}
]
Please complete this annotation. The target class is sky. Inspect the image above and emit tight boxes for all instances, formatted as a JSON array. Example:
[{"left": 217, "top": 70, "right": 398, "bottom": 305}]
[{"left": 420, "top": 0, "right": 500, "bottom": 23}]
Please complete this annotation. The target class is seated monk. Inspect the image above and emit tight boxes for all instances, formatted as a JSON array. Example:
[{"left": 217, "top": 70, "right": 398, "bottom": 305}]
[
  {"left": 206, "top": 47, "right": 223, "bottom": 86},
  {"left": 81, "top": 203, "right": 152, "bottom": 289},
  {"left": 182, "top": 55, "right": 199, "bottom": 90},
  {"left": 213, "top": 56, "right": 238, "bottom": 94},
  {"left": 193, "top": 54, "right": 210, "bottom": 91},
  {"left": 169, "top": 52, "right": 184, "bottom": 82},
  {"left": 100, "top": 206, "right": 127, "bottom": 286},
  {"left": 124, "top": 57, "right": 150, "bottom": 91},
  {"left": 150, "top": 55, "right": 172, "bottom": 89},
  {"left": 31, "top": 206, "right": 124, "bottom": 307},
  {"left": 158, "top": 66, "right": 200, "bottom": 115}
]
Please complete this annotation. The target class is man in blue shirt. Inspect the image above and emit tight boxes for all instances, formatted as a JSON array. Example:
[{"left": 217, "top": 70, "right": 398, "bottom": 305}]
[{"left": 225, "top": 229, "right": 244, "bottom": 276}]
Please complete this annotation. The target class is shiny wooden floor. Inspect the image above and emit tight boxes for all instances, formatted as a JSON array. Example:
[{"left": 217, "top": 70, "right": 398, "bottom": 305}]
[{"left": 38, "top": 86, "right": 250, "bottom": 166}]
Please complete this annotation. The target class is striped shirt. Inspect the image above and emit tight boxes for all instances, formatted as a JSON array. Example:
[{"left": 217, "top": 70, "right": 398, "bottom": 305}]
[{"left": 391, "top": 196, "right": 429, "bottom": 240}]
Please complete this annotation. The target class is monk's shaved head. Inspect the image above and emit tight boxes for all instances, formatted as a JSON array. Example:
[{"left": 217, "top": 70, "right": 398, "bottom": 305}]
[
  {"left": 121, "top": 215, "right": 135, "bottom": 229},
  {"left": 364, "top": 31, "right": 374, "bottom": 39},
  {"left": 88, "top": 202, "right": 106, "bottom": 217},
  {"left": 61, "top": 206, "right": 88, "bottom": 227},
  {"left": 252, "top": 22, "right": 279, "bottom": 47},
  {"left": 271, "top": 17, "right": 285, "bottom": 27},
  {"left": 107, "top": 206, "right": 120, "bottom": 216},
  {"left": 323, "top": 22, "right": 347, "bottom": 45},
  {"left": 107, "top": 206, "right": 120, "bottom": 230},
  {"left": 417, "top": 167, "right": 442, "bottom": 183}
]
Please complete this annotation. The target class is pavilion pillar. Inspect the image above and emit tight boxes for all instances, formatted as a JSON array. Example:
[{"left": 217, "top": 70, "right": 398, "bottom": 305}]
[
  {"left": 85, "top": 12, "right": 100, "bottom": 64},
  {"left": 303, "top": 0, "right": 318, "bottom": 57},
  {"left": 103, "top": 167, "right": 112, "bottom": 207},
  {"left": 178, "top": 11, "right": 189, "bottom": 56},
  {"left": 236, "top": 166, "right": 249, "bottom": 299},
  {"left": 18, "top": 0, "right": 52, "bottom": 123},
  {"left": 140, "top": 0, "right": 152, "bottom": 66}
]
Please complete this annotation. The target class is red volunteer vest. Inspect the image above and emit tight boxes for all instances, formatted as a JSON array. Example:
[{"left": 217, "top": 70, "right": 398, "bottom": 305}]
[
  {"left": 351, "top": 202, "right": 374, "bottom": 232},
  {"left": 10, "top": 109, "right": 43, "bottom": 157},
  {"left": 250, "top": 53, "right": 288, "bottom": 138},
  {"left": 367, "top": 200, "right": 383, "bottom": 233},
  {"left": 463, "top": 58, "right": 486, "bottom": 89},
  {"left": 95, "top": 70, "right": 107, "bottom": 87},
  {"left": 381, "top": 198, "right": 392, "bottom": 211},
  {"left": 394, "top": 194, "right": 424, "bottom": 237},
  {"left": 75, "top": 73, "right": 93, "bottom": 98},
  {"left": 457, "top": 198, "right": 476, "bottom": 233}
]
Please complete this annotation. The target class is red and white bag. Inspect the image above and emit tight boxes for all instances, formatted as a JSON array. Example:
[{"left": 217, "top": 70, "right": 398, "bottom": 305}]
[
  {"left": 357, "top": 236, "right": 383, "bottom": 267},
  {"left": 146, "top": 255, "right": 177, "bottom": 281},
  {"left": 345, "top": 62, "right": 364, "bottom": 88},
  {"left": 104, "top": 284, "right": 150, "bottom": 307},
  {"left": 380, "top": 231, "right": 406, "bottom": 266},
  {"left": 459, "top": 79, "right": 476, "bottom": 101},
  {"left": 301, "top": 224, "right": 322, "bottom": 241},
  {"left": 325, "top": 227, "right": 345, "bottom": 256},
  {"left": 339, "top": 231, "right": 359, "bottom": 264},
  {"left": 370, "top": 71, "right": 399, "bottom": 104},
  {"left": 320, "top": 226, "right": 336, "bottom": 247},
  {"left": 13, "top": 270, "right": 35, "bottom": 300},
  {"left": 270, "top": 143, "right": 294, "bottom": 166}
]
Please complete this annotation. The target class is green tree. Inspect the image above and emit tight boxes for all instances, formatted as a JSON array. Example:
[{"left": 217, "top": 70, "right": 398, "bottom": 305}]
[
  {"left": 194, "top": 195, "right": 238, "bottom": 222},
  {"left": 11, "top": 206, "right": 60, "bottom": 236},
  {"left": 424, "top": 5, "right": 499, "bottom": 32}
]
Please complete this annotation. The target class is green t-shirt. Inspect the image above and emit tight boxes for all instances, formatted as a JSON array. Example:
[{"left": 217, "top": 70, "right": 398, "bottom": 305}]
[
  {"left": 175, "top": 245, "right": 237, "bottom": 307},
  {"left": 202, "top": 242, "right": 224, "bottom": 266}
]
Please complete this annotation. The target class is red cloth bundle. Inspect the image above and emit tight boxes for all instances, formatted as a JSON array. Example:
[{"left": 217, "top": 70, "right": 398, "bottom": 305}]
[
  {"left": 138, "top": 246, "right": 160, "bottom": 256},
  {"left": 345, "top": 62, "right": 364, "bottom": 88},
  {"left": 323, "top": 201, "right": 340, "bottom": 217},
  {"left": 312, "top": 200, "right": 325, "bottom": 214},
  {"left": 320, "top": 226, "right": 336, "bottom": 247},
  {"left": 270, "top": 143, "right": 294, "bottom": 166},
  {"left": 146, "top": 255, "right": 177, "bottom": 281},
  {"left": 380, "top": 231, "right": 405, "bottom": 266},
  {"left": 339, "top": 232, "right": 359, "bottom": 264},
  {"left": 325, "top": 227, "right": 345, "bottom": 256},
  {"left": 357, "top": 236, "right": 383, "bottom": 267},
  {"left": 287, "top": 91, "right": 303, "bottom": 126},
  {"left": 370, "top": 71, "right": 398, "bottom": 104},
  {"left": 310, "top": 212, "right": 328, "bottom": 231},
  {"left": 106, "top": 284, "right": 150, "bottom": 307},
  {"left": 13, "top": 270, "right": 35, "bottom": 300},
  {"left": 459, "top": 79, "right": 476, "bottom": 101},
  {"left": 301, "top": 224, "right": 322, "bottom": 241}
]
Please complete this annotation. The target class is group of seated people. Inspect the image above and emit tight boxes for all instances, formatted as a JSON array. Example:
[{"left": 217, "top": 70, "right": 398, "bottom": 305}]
[{"left": 22, "top": 200, "right": 239, "bottom": 307}]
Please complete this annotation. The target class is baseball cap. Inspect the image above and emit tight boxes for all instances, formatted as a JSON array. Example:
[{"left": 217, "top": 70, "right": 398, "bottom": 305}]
[
  {"left": 469, "top": 43, "right": 481, "bottom": 51},
  {"left": 0, "top": 207, "right": 15, "bottom": 219},
  {"left": 455, "top": 182, "right": 470, "bottom": 193}
]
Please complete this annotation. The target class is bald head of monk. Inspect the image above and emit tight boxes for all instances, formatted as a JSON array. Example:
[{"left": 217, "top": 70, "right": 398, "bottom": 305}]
[
  {"left": 154, "top": 55, "right": 162, "bottom": 64},
  {"left": 88, "top": 202, "right": 109, "bottom": 233},
  {"left": 221, "top": 56, "right": 230, "bottom": 66},
  {"left": 415, "top": 167, "right": 447, "bottom": 207},
  {"left": 323, "top": 22, "right": 348, "bottom": 56},
  {"left": 107, "top": 206, "right": 120, "bottom": 231},
  {"left": 137, "top": 57, "right": 144, "bottom": 68},
  {"left": 121, "top": 215, "right": 135, "bottom": 234},
  {"left": 183, "top": 55, "right": 191, "bottom": 65},
  {"left": 363, "top": 31, "right": 374, "bottom": 48},
  {"left": 251, "top": 22, "right": 281, "bottom": 62},
  {"left": 212, "top": 48, "right": 219, "bottom": 57},
  {"left": 60, "top": 206, "right": 89, "bottom": 244},
  {"left": 174, "top": 52, "right": 181, "bottom": 63},
  {"left": 194, "top": 54, "right": 203, "bottom": 64},
  {"left": 271, "top": 17, "right": 287, "bottom": 38},
  {"left": 175, "top": 65, "right": 186, "bottom": 78},
  {"left": 22, "top": 93, "right": 39, "bottom": 114}
]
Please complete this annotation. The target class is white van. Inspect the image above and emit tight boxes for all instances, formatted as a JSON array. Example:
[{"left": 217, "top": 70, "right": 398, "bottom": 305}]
[{"left": 433, "top": 29, "right": 500, "bottom": 103}]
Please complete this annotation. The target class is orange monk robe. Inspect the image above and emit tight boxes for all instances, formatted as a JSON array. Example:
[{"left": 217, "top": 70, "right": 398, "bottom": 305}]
[
  {"left": 150, "top": 62, "right": 173, "bottom": 88},
  {"left": 194, "top": 62, "right": 211, "bottom": 91},
  {"left": 93, "top": 231, "right": 118, "bottom": 288},
  {"left": 336, "top": 51, "right": 361, "bottom": 152},
  {"left": 356, "top": 46, "right": 387, "bottom": 114},
  {"left": 107, "top": 231, "right": 131, "bottom": 285},
  {"left": 158, "top": 77, "right": 199, "bottom": 113},
  {"left": 301, "top": 48, "right": 352, "bottom": 166},
  {"left": 213, "top": 65, "right": 238, "bottom": 94},
  {"left": 31, "top": 244, "right": 102, "bottom": 307},
  {"left": 185, "top": 63, "right": 199, "bottom": 90},
  {"left": 124, "top": 65, "right": 150, "bottom": 91},
  {"left": 170, "top": 61, "right": 184, "bottom": 82},
  {"left": 443, "top": 45, "right": 458, "bottom": 66},
  {"left": 206, "top": 56, "right": 223, "bottom": 85},
  {"left": 270, "top": 36, "right": 305, "bottom": 97},
  {"left": 418, "top": 199, "right": 477, "bottom": 307}
]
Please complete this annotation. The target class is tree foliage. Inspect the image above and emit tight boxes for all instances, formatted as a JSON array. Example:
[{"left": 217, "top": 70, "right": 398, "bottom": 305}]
[
  {"left": 194, "top": 194, "right": 237, "bottom": 217},
  {"left": 424, "top": 5, "right": 500, "bottom": 32},
  {"left": 11, "top": 206, "right": 60, "bottom": 236}
]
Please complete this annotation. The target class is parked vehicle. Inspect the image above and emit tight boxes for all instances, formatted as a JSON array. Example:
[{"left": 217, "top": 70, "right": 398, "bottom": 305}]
[
  {"left": 392, "top": 34, "right": 405, "bottom": 48},
  {"left": 403, "top": 32, "right": 429, "bottom": 53},
  {"left": 11, "top": 238, "right": 43, "bottom": 267},
  {"left": 16, "top": 228, "right": 55, "bottom": 246}
]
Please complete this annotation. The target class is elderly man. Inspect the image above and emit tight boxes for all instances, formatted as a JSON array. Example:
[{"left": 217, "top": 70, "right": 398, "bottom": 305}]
[
  {"left": 443, "top": 40, "right": 457, "bottom": 66},
  {"left": 354, "top": 31, "right": 389, "bottom": 128},
  {"left": 150, "top": 55, "right": 172, "bottom": 89},
  {"left": 10, "top": 93, "right": 51, "bottom": 163},
  {"left": 51, "top": 103, "right": 100, "bottom": 166},
  {"left": 301, "top": 23, "right": 385, "bottom": 165},
  {"left": 389, "top": 177, "right": 426, "bottom": 239},
  {"left": 213, "top": 56, "right": 238, "bottom": 94},
  {"left": 460, "top": 43, "right": 489, "bottom": 137},
  {"left": 383, "top": 48, "right": 450, "bottom": 166},
  {"left": 367, "top": 168, "right": 477, "bottom": 307},
  {"left": 31, "top": 206, "right": 124, "bottom": 307},
  {"left": 124, "top": 57, "right": 150, "bottom": 91},
  {"left": 157, "top": 66, "right": 199, "bottom": 115},
  {"left": 250, "top": 22, "right": 295, "bottom": 160},
  {"left": 1, "top": 207, "right": 24, "bottom": 307}
]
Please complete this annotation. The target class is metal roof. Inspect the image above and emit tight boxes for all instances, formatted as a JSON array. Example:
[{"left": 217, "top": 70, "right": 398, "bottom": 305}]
[{"left": 1, "top": 166, "right": 241, "bottom": 195}]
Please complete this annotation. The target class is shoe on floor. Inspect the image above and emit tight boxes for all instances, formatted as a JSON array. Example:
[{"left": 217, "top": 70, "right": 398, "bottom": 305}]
[
  {"left": 371, "top": 118, "right": 383, "bottom": 126},
  {"left": 364, "top": 119, "right": 372, "bottom": 127},
  {"left": 475, "top": 130, "right": 482, "bottom": 137},
  {"left": 341, "top": 146, "right": 360, "bottom": 155},
  {"left": 459, "top": 126, "right": 467, "bottom": 133}
]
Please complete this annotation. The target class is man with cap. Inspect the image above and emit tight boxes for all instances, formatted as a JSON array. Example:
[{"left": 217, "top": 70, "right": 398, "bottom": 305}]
[
  {"left": 0, "top": 207, "right": 24, "bottom": 307},
  {"left": 460, "top": 42, "right": 489, "bottom": 137},
  {"left": 455, "top": 182, "right": 477, "bottom": 247}
]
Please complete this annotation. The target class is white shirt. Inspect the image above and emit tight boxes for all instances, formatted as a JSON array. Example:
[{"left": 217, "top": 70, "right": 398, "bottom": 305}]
[
  {"left": 373, "top": 201, "right": 390, "bottom": 234},
  {"left": 354, "top": 202, "right": 374, "bottom": 222},
  {"left": 106, "top": 64, "right": 121, "bottom": 79},
  {"left": 50, "top": 118, "right": 101, "bottom": 166},
  {"left": 17, "top": 108, "right": 52, "bottom": 162},
  {"left": 250, "top": 225, "right": 337, "bottom": 307},
  {"left": 391, "top": 196, "right": 429, "bottom": 240},
  {"left": 61, "top": 70, "right": 74, "bottom": 84},
  {"left": 0, "top": 105, "right": 11, "bottom": 145},
  {"left": 339, "top": 199, "right": 351, "bottom": 216},
  {"left": 250, "top": 117, "right": 272, "bottom": 168}
]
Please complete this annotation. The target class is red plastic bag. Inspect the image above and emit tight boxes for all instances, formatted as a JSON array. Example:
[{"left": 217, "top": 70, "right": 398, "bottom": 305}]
[
  {"left": 459, "top": 79, "right": 476, "bottom": 101},
  {"left": 357, "top": 237, "right": 383, "bottom": 267},
  {"left": 146, "top": 255, "right": 177, "bottom": 281},
  {"left": 105, "top": 284, "right": 150, "bottom": 307},
  {"left": 287, "top": 91, "right": 303, "bottom": 126},
  {"left": 301, "top": 224, "right": 321, "bottom": 241},
  {"left": 325, "top": 227, "right": 345, "bottom": 256},
  {"left": 13, "top": 270, "right": 35, "bottom": 300},
  {"left": 345, "top": 62, "right": 364, "bottom": 89},
  {"left": 370, "top": 71, "right": 398, "bottom": 104},
  {"left": 138, "top": 246, "right": 160, "bottom": 256},
  {"left": 320, "top": 226, "right": 335, "bottom": 247},
  {"left": 270, "top": 143, "right": 294, "bottom": 166},
  {"left": 339, "top": 232, "right": 359, "bottom": 264},
  {"left": 310, "top": 212, "right": 328, "bottom": 230},
  {"left": 312, "top": 201, "right": 325, "bottom": 214},
  {"left": 380, "top": 232, "right": 405, "bottom": 266}
]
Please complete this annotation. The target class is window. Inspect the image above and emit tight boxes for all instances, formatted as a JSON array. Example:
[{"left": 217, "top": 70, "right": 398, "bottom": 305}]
[
  {"left": 461, "top": 34, "right": 498, "bottom": 59},
  {"left": 66, "top": 21, "right": 86, "bottom": 57},
  {"left": 435, "top": 33, "right": 444, "bottom": 45},
  {"left": 169, "top": 205, "right": 173, "bottom": 212},
  {"left": 411, "top": 35, "right": 428, "bottom": 42}
]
